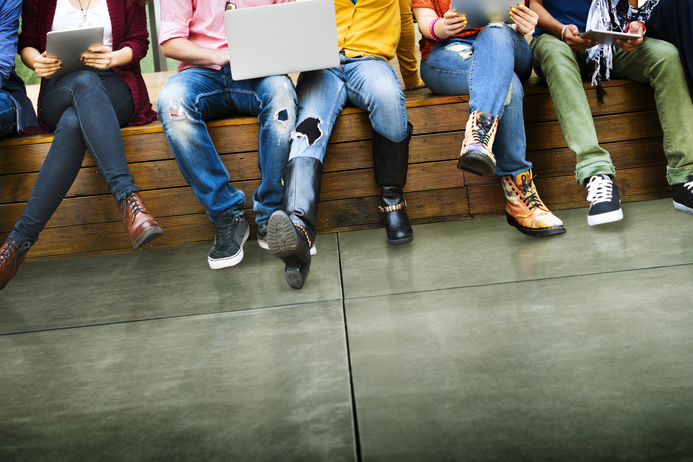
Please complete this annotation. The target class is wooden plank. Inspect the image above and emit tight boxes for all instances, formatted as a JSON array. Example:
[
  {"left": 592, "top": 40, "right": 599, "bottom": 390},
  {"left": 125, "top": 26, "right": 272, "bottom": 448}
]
[
  {"left": 320, "top": 160, "right": 465, "bottom": 202},
  {"left": 525, "top": 110, "right": 662, "bottom": 152},
  {"left": 317, "top": 187, "right": 469, "bottom": 231},
  {"left": 523, "top": 82, "right": 657, "bottom": 124}
]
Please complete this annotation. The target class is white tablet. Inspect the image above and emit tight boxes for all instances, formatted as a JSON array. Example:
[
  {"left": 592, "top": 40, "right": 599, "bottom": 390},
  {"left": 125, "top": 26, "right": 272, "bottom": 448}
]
[
  {"left": 45, "top": 27, "right": 104, "bottom": 80},
  {"left": 579, "top": 30, "right": 642, "bottom": 47},
  {"left": 449, "top": 0, "right": 516, "bottom": 29}
]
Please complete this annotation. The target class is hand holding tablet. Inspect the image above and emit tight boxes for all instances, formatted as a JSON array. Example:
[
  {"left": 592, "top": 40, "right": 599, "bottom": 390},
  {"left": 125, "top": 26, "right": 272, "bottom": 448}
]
[{"left": 44, "top": 27, "right": 104, "bottom": 79}]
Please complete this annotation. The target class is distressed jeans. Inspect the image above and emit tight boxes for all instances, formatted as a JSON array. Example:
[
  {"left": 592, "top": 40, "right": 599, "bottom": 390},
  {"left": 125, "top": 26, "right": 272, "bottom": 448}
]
[
  {"left": 158, "top": 66, "right": 297, "bottom": 223},
  {"left": 420, "top": 24, "right": 533, "bottom": 177},
  {"left": 532, "top": 33, "right": 693, "bottom": 185},
  {"left": 289, "top": 54, "right": 409, "bottom": 160}
]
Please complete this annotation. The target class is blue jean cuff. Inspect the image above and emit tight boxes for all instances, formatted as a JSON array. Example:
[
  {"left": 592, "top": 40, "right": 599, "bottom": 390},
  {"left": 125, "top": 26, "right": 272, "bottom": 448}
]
[{"left": 114, "top": 187, "right": 140, "bottom": 205}]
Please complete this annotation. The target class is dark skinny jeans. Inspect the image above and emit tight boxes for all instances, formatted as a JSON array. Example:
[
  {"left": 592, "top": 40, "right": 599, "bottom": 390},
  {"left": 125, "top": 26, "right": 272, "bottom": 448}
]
[{"left": 9, "top": 70, "right": 136, "bottom": 248}]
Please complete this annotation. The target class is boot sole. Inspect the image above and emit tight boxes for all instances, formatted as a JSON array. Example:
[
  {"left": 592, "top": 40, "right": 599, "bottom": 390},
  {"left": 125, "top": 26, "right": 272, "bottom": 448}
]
[
  {"left": 132, "top": 226, "right": 163, "bottom": 250},
  {"left": 284, "top": 261, "right": 310, "bottom": 290},
  {"left": 387, "top": 235, "right": 413, "bottom": 245},
  {"left": 268, "top": 212, "right": 312, "bottom": 289},
  {"left": 457, "top": 152, "right": 496, "bottom": 176},
  {"left": 506, "top": 213, "right": 566, "bottom": 237},
  {"left": 268, "top": 212, "right": 302, "bottom": 264}
]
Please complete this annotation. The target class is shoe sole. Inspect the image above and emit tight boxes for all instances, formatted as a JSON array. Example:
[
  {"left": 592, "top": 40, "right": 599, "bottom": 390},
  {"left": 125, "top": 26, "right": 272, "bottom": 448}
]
[
  {"left": 673, "top": 200, "right": 693, "bottom": 214},
  {"left": 260, "top": 237, "right": 317, "bottom": 256},
  {"left": 457, "top": 152, "right": 496, "bottom": 176},
  {"left": 268, "top": 212, "right": 303, "bottom": 265},
  {"left": 268, "top": 212, "right": 311, "bottom": 289},
  {"left": 587, "top": 208, "right": 623, "bottom": 226},
  {"left": 132, "top": 226, "right": 163, "bottom": 250},
  {"left": 387, "top": 235, "right": 414, "bottom": 245},
  {"left": 506, "top": 213, "right": 566, "bottom": 237},
  {"left": 207, "top": 227, "right": 250, "bottom": 269}
]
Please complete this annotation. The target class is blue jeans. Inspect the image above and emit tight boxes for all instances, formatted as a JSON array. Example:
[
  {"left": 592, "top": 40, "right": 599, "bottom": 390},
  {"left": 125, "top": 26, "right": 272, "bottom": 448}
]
[
  {"left": 10, "top": 70, "right": 136, "bottom": 247},
  {"left": 0, "top": 91, "right": 16, "bottom": 138},
  {"left": 420, "top": 24, "right": 533, "bottom": 177},
  {"left": 157, "top": 66, "right": 297, "bottom": 224},
  {"left": 289, "top": 54, "right": 409, "bottom": 160}
]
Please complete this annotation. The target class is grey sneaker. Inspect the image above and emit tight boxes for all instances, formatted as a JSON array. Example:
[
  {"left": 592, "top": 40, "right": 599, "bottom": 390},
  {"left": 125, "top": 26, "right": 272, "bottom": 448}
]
[
  {"left": 258, "top": 221, "right": 317, "bottom": 255},
  {"left": 208, "top": 213, "right": 249, "bottom": 269},
  {"left": 257, "top": 223, "right": 269, "bottom": 250}
]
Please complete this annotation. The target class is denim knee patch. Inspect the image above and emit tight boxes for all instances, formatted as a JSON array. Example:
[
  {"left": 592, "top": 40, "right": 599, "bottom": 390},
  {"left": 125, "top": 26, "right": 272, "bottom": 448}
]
[
  {"left": 444, "top": 42, "right": 473, "bottom": 60},
  {"left": 166, "top": 103, "right": 187, "bottom": 120}
]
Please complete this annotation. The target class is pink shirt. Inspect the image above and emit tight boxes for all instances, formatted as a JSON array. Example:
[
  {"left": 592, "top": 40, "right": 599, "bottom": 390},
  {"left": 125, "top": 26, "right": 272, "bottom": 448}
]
[{"left": 160, "top": 0, "right": 293, "bottom": 72}]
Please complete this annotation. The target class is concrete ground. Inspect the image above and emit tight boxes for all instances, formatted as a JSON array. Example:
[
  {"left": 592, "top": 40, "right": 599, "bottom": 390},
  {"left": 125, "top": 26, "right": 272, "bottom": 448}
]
[{"left": 2, "top": 198, "right": 693, "bottom": 462}]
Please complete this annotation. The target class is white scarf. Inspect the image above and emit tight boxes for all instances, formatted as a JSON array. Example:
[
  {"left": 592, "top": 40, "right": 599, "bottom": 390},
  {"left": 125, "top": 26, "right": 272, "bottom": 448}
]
[{"left": 584, "top": 0, "right": 659, "bottom": 100}]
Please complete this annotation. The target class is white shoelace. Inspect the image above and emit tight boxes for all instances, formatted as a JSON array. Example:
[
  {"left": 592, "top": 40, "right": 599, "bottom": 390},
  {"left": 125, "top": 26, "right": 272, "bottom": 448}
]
[
  {"left": 683, "top": 178, "right": 693, "bottom": 191},
  {"left": 586, "top": 175, "right": 614, "bottom": 205}
]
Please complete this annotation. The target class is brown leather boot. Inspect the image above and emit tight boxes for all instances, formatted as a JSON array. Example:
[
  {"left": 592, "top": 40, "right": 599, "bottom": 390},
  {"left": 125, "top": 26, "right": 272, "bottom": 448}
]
[
  {"left": 0, "top": 239, "right": 29, "bottom": 290},
  {"left": 119, "top": 192, "right": 163, "bottom": 250}
]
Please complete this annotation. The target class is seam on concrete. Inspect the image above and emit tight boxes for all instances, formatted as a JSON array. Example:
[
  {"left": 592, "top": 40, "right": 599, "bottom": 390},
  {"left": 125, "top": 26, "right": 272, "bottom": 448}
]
[{"left": 337, "top": 232, "right": 363, "bottom": 462}]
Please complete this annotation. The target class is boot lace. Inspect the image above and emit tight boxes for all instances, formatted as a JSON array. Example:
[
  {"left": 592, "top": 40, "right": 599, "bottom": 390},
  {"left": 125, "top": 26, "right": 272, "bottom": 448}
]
[
  {"left": 515, "top": 173, "right": 544, "bottom": 211},
  {"left": 586, "top": 175, "right": 614, "bottom": 205},
  {"left": 683, "top": 177, "right": 693, "bottom": 191},
  {"left": 122, "top": 193, "right": 144, "bottom": 223},
  {"left": 472, "top": 114, "right": 495, "bottom": 147},
  {"left": 0, "top": 240, "right": 20, "bottom": 270},
  {"left": 215, "top": 216, "right": 239, "bottom": 245}
]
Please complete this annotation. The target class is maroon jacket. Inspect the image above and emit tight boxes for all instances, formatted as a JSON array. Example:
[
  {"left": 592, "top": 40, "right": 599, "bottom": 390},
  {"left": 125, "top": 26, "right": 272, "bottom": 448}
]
[{"left": 18, "top": 0, "right": 157, "bottom": 133}]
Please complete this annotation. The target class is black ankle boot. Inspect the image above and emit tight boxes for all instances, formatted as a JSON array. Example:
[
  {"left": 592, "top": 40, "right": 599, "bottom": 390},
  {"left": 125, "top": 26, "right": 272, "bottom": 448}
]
[
  {"left": 268, "top": 157, "right": 322, "bottom": 289},
  {"left": 372, "top": 123, "right": 414, "bottom": 245},
  {"left": 380, "top": 186, "right": 413, "bottom": 245}
]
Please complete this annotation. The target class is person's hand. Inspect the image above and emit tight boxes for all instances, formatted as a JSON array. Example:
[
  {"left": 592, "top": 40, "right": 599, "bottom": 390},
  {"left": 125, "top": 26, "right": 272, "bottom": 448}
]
[
  {"left": 210, "top": 48, "right": 230, "bottom": 67},
  {"left": 563, "top": 25, "right": 597, "bottom": 51},
  {"left": 439, "top": 9, "right": 467, "bottom": 39},
  {"left": 81, "top": 45, "right": 116, "bottom": 69},
  {"left": 34, "top": 52, "right": 62, "bottom": 78},
  {"left": 509, "top": 4, "right": 538, "bottom": 35},
  {"left": 616, "top": 21, "right": 644, "bottom": 52}
]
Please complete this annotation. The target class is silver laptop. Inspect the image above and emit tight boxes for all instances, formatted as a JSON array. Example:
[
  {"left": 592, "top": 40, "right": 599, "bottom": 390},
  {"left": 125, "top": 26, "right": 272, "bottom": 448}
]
[
  {"left": 225, "top": 0, "right": 339, "bottom": 81},
  {"left": 45, "top": 27, "right": 104, "bottom": 80},
  {"left": 449, "top": 0, "right": 516, "bottom": 29}
]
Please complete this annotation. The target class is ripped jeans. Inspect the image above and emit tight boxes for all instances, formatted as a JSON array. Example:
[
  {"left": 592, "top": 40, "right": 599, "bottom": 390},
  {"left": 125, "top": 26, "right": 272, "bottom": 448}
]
[
  {"left": 289, "top": 54, "right": 409, "bottom": 160},
  {"left": 158, "top": 66, "right": 297, "bottom": 223},
  {"left": 420, "top": 24, "right": 533, "bottom": 177}
]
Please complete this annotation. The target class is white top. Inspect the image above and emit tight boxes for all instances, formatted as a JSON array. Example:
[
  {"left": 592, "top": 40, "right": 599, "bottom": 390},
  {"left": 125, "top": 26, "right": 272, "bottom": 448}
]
[{"left": 52, "top": 0, "right": 113, "bottom": 48}]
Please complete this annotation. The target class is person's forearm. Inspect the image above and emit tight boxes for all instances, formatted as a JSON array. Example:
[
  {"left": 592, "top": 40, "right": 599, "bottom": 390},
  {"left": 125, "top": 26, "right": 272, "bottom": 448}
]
[
  {"left": 21, "top": 47, "right": 40, "bottom": 71},
  {"left": 111, "top": 47, "right": 133, "bottom": 67},
  {"left": 160, "top": 38, "right": 227, "bottom": 67},
  {"left": 529, "top": 0, "right": 565, "bottom": 37}
]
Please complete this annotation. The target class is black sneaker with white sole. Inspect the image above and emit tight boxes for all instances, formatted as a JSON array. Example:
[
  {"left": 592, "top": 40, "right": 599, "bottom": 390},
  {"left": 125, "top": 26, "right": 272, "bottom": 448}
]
[
  {"left": 258, "top": 221, "right": 316, "bottom": 255},
  {"left": 673, "top": 175, "right": 693, "bottom": 214},
  {"left": 208, "top": 213, "right": 249, "bottom": 269},
  {"left": 586, "top": 174, "right": 623, "bottom": 226}
]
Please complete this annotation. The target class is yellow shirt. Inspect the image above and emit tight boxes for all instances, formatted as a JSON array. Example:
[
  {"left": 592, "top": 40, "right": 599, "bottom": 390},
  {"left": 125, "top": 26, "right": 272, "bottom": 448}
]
[{"left": 336, "top": 0, "right": 401, "bottom": 61}]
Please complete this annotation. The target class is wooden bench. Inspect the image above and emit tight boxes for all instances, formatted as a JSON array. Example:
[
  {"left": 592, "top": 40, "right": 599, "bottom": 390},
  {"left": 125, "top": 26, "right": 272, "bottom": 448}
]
[{"left": 0, "top": 71, "right": 669, "bottom": 262}]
